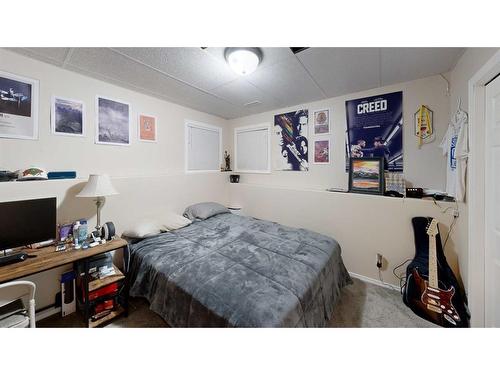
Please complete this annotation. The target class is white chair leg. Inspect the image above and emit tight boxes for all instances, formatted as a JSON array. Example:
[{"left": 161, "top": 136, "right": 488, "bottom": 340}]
[{"left": 28, "top": 299, "right": 36, "bottom": 328}]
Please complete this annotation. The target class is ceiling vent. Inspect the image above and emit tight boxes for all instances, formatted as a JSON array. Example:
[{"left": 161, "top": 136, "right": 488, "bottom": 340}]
[
  {"left": 244, "top": 100, "right": 262, "bottom": 107},
  {"left": 290, "top": 47, "right": 309, "bottom": 54}
]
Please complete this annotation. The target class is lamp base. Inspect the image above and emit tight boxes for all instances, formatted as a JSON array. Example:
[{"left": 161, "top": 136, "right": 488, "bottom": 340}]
[{"left": 95, "top": 197, "right": 104, "bottom": 230}]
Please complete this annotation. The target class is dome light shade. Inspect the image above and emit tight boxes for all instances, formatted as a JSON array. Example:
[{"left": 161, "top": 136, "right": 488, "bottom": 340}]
[{"left": 225, "top": 48, "right": 262, "bottom": 76}]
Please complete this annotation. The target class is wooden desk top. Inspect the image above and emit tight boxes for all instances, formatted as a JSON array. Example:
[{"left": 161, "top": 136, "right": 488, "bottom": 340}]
[{"left": 0, "top": 238, "right": 128, "bottom": 283}]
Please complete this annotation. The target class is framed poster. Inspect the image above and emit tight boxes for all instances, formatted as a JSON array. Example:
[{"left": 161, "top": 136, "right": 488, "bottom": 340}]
[
  {"left": 313, "top": 109, "right": 330, "bottom": 135},
  {"left": 138, "top": 113, "right": 157, "bottom": 142},
  {"left": 348, "top": 157, "right": 385, "bottom": 195},
  {"left": 51, "top": 96, "right": 85, "bottom": 137},
  {"left": 345, "top": 91, "right": 403, "bottom": 172},
  {"left": 0, "top": 70, "right": 39, "bottom": 140},
  {"left": 314, "top": 139, "right": 330, "bottom": 164},
  {"left": 96, "top": 96, "right": 130, "bottom": 146},
  {"left": 273, "top": 109, "right": 309, "bottom": 171}
]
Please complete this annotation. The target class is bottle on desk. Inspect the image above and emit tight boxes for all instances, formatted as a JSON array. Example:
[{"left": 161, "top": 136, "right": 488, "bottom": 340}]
[
  {"left": 73, "top": 221, "right": 81, "bottom": 248},
  {"left": 73, "top": 220, "right": 89, "bottom": 249},
  {"left": 79, "top": 220, "right": 88, "bottom": 244}
]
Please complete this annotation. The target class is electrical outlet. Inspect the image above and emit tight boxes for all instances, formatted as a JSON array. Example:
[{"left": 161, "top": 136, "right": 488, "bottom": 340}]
[
  {"left": 376, "top": 253, "right": 383, "bottom": 268},
  {"left": 453, "top": 209, "right": 459, "bottom": 218}
]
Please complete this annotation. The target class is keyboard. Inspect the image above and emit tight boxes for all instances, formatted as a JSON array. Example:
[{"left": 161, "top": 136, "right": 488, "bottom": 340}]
[{"left": 0, "top": 253, "right": 28, "bottom": 267}]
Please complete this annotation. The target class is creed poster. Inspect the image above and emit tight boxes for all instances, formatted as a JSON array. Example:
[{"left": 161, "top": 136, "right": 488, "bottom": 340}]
[{"left": 345, "top": 91, "right": 403, "bottom": 172}]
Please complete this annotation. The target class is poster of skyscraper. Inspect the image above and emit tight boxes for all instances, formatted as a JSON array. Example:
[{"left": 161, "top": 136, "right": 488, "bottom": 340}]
[{"left": 345, "top": 91, "right": 403, "bottom": 172}]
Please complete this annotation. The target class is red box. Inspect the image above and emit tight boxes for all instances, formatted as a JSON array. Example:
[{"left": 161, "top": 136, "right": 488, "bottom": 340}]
[
  {"left": 94, "top": 299, "right": 114, "bottom": 314},
  {"left": 84, "top": 282, "right": 119, "bottom": 302}
]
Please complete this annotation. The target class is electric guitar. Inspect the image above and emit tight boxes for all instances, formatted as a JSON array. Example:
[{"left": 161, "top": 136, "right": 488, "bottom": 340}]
[{"left": 410, "top": 219, "right": 461, "bottom": 327}]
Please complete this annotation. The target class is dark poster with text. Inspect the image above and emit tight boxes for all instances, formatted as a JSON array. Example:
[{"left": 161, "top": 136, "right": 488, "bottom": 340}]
[{"left": 345, "top": 91, "right": 403, "bottom": 171}]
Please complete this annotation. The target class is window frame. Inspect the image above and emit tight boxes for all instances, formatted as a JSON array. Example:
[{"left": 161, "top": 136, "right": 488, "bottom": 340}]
[
  {"left": 184, "top": 119, "right": 222, "bottom": 174},
  {"left": 234, "top": 123, "right": 271, "bottom": 174}
]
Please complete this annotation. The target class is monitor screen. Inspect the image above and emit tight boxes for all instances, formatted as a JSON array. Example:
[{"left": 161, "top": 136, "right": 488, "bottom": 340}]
[{"left": 0, "top": 197, "right": 57, "bottom": 251}]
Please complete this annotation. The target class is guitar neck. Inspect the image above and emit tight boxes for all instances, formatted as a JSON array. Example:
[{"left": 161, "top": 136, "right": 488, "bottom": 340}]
[{"left": 428, "top": 234, "right": 439, "bottom": 289}]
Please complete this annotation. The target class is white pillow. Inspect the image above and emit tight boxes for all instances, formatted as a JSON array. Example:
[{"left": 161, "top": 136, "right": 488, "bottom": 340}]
[
  {"left": 162, "top": 213, "right": 192, "bottom": 231},
  {"left": 122, "top": 220, "right": 163, "bottom": 239}
]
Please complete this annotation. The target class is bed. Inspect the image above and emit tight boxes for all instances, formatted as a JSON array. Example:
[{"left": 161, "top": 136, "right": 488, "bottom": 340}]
[{"left": 128, "top": 212, "right": 351, "bottom": 327}]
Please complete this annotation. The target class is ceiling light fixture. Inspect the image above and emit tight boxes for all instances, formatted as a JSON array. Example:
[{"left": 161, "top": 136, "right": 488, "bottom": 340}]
[{"left": 224, "top": 47, "right": 262, "bottom": 76}]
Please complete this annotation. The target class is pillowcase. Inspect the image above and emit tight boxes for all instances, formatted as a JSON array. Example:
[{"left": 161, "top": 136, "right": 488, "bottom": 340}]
[
  {"left": 183, "top": 202, "right": 230, "bottom": 220},
  {"left": 162, "top": 213, "right": 192, "bottom": 231},
  {"left": 122, "top": 220, "right": 163, "bottom": 239}
]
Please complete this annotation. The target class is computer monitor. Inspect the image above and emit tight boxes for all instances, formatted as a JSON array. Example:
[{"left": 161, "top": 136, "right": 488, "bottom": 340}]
[{"left": 0, "top": 197, "right": 57, "bottom": 251}]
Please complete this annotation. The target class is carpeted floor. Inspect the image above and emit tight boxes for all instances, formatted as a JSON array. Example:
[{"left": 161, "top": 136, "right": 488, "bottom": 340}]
[
  {"left": 37, "top": 277, "right": 436, "bottom": 328},
  {"left": 328, "top": 277, "right": 435, "bottom": 327}
]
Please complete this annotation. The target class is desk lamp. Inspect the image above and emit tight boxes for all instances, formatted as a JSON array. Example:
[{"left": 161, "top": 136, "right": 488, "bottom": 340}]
[{"left": 76, "top": 174, "right": 118, "bottom": 233}]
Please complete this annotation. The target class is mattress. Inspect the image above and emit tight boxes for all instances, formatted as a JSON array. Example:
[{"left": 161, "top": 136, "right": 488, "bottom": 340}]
[{"left": 128, "top": 213, "right": 351, "bottom": 327}]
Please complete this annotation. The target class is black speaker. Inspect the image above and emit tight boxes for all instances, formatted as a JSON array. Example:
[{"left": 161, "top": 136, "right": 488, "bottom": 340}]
[
  {"left": 406, "top": 187, "right": 423, "bottom": 199},
  {"left": 100, "top": 222, "right": 116, "bottom": 240}
]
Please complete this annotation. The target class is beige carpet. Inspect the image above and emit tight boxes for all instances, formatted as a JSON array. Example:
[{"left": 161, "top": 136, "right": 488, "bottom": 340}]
[
  {"left": 37, "top": 277, "right": 436, "bottom": 328},
  {"left": 328, "top": 278, "right": 435, "bottom": 327}
]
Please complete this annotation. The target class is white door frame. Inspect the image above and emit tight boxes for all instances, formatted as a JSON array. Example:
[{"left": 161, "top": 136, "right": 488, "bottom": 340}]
[{"left": 468, "top": 50, "right": 500, "bottom": 327}]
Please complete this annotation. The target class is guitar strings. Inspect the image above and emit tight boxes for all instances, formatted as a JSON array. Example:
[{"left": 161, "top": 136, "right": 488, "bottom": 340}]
[
  {"left": 376, "top": 200, "right": 460, "bottom": 295},
  {"left": 392, "top": 202, "right": 459, "bottom": 295}
]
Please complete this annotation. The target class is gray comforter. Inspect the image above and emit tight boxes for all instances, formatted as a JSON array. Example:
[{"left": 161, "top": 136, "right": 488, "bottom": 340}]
[{"left": 129, "top": 213, "right": 351, "bottom": 327}]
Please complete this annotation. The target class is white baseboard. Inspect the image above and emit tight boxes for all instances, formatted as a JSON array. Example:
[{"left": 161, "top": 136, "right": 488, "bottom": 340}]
[
  {"left": 35, "top": 306, "right": 60, "bottom": 322},
  {"left": 349, "top": 272, "right": 400, "bottom": 292}
]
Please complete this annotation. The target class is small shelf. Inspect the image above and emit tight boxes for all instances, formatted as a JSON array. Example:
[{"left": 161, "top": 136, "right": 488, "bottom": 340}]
[
  {"left": 89, "top": 306, "right": 125, "bottom": 328},
  {"left": 88, "top": 265, "right": 125, "bottom": 292}
]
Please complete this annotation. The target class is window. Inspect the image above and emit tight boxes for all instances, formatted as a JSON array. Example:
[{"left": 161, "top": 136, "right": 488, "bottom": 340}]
[
  {"left": 234, "top": 124, "right": 270, "bottom": 173},
  {"left": 185, "top": 120, "right": 222, "bottom": 173}
]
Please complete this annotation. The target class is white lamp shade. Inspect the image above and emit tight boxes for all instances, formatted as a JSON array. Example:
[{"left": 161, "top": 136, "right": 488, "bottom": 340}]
[{"left": 76, "top": 174, "right": 119, "bottom": 198}]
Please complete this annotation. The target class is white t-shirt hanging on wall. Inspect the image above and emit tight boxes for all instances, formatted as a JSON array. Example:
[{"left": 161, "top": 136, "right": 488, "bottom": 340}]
[{"left": 439, "top": 112, "right": 468, "bottom": 201}]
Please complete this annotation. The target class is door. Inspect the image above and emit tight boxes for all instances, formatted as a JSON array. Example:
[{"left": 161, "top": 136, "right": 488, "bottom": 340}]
[{"left": 485, "top": 75, "right": 500, "bottom": 327}]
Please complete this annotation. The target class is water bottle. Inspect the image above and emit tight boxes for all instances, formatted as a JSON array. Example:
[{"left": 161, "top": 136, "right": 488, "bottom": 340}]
[
  {"left": 79, "top": 220, "right": 88, "bottom": 244},
  {"left": 73, "top": 221, "right": 81, "bottom": 247}
]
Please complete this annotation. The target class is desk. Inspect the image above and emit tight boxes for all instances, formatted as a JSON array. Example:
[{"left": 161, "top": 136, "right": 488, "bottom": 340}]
[
  {"left": 0, "top": 238, "right": 129, "bottom": 327},
  {"left": 0, "top": 238, "right": 128, "bottom": 283}
]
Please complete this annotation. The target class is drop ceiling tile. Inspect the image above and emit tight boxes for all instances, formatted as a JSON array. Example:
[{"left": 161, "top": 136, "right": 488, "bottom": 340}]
[
  {"left": 204, "top": 47, "right": 294, "bottom": 72},
  {"left": 210, "top": 78, "right": 279, "bottom": 107},
  {"left": 297, "top": 48, "right": 381, "bottom": 98},
  {"left": 112, "top": 47, "right": 238, "bottom": 91},
  {"left": 66, "top": 48, "right": 242, "bottom": 118},
  {"left": 245, "top": 57, "right": 325, "bottom": 107},
  {"left": 380, "top": 48, "right": 465, "bottom": 86},
  {"left": 67, "top": 48, "right": 199, "bottom": 98},
  {"left": 160, "top": 82, "right": 244, "bottom": 119},
  {"left": 7, "top": 47, "right": 70, "bottom": 66},
  {"left": 238, "top": 101, "right": 285, "bottom": 117},
  {"left": 63, "top": 63, "right": 159, "bottom": 98}
]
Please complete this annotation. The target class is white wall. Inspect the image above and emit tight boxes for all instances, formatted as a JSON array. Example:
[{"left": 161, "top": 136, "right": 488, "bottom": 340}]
[
  {"left": 0, "top": 49, "right": 231, "bottom": 310},
  {"left": 226, "top": 74, "right": 465, "bottom": 287},
  {"left": 450, "top": 48, "right": 499, "bottom": 111},
  {"left": 447, "top": 47, "right": 499, "bottom": 290}
]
